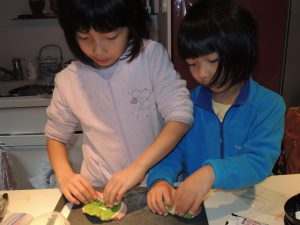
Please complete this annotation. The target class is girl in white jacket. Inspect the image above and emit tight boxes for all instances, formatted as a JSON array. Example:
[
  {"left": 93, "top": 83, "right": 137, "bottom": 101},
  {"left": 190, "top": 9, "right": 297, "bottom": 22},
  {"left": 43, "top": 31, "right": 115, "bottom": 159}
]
[{"left": 44, "top": 0, "right": 193, "bottom": 207}]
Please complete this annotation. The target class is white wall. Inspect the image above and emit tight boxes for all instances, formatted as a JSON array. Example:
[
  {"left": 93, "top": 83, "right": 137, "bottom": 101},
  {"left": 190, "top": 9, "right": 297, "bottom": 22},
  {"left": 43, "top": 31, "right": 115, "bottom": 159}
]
[
  {"left": 0, "top": 0, "right": 73, "bottom": 70},
  {"left": 282, "top": 0, "right": 300, "bottom": 108}
]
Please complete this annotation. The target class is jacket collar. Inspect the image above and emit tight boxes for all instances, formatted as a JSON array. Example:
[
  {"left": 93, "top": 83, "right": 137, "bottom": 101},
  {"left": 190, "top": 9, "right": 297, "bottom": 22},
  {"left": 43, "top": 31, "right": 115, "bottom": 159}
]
[{"left": 195, "top": 78, "right": 251, "bottom": 111}]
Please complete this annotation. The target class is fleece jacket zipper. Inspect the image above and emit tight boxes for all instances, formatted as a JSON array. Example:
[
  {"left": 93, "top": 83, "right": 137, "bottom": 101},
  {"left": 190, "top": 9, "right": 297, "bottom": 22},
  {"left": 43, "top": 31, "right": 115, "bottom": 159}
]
[{"left": 107, "top": 81, "right": 133, "bottom": 162}]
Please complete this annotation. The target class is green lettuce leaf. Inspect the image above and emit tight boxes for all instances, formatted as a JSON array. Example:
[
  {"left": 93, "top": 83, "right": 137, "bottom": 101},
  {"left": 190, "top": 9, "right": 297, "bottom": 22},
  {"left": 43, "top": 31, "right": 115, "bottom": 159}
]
[
  {"left": 82, "top": 199, "right": 122, "bottom": 221},
  {"left": 165, "top": 203, "right": 194, "bottom": 219}
]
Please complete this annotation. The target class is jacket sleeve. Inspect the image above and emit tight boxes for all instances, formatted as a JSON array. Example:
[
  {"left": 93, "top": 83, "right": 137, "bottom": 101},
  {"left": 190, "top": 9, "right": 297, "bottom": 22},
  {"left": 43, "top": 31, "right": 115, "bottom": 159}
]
[
  {"left": 204, "top": 95, "right": 286, "bottom": 190},
  {"left": 146, "top": 87, "right": 200, "bottom": 188},
  {"left": 147, "top": 143, "right": 185, "bottom": 188},
  {"left": 146, "top": 41, "right": 194, "bottom": 126},
  {"left": 44, "top": 73, "right": 80, "bottom": 144}
]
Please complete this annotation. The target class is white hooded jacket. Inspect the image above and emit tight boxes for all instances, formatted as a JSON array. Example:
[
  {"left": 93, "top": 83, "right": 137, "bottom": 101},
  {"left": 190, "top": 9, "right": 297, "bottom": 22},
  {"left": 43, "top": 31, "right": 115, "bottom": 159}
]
[{"left": 44, "top": 40, "right": 193, "bottom": 186}]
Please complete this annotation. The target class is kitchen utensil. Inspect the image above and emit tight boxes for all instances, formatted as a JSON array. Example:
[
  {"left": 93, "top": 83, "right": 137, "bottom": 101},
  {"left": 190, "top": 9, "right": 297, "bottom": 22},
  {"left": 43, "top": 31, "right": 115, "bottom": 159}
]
[
  {"left": 0, "top": 193, "right": 8, "bottom": 223},
  {"left": 12, "top": 58, "right": 24, "bottom": 80},
  {"left": 0, "top": 151, "right": 16, "bottom": 190},
  {"left": 30, "top": 211, "right": 70, "bottom": 225},
  {"left": 36, "top": 44, "right": 63, "bottom": 84},
  {"left": 0, "top": 213, "right": 33, "bottom": 225},
  {"left": 284, "top": 193, "right": 300, "bottom": 225},
  {"left": 29, "top": 192, "right": 71, "bottom": 225},
  {"left": 0, "top": 58, "right": 24, "bottom": 81}
]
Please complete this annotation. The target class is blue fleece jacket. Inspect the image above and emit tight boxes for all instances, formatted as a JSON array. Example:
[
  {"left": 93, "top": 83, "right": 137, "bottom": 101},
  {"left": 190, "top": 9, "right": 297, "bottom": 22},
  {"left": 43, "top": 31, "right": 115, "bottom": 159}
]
[{"left": 147, "top": 78, "right": 286, "bottom": 190}]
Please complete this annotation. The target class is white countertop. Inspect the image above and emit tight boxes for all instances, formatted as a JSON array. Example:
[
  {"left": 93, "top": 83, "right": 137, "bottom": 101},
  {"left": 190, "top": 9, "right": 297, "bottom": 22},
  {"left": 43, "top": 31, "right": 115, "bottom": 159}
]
[
  {"left": 0, "top": 80, "right": 52, "bottom": 108},
  {"left": 205, "top": 174, "right": 300, "bottom": 225},
  {"left": 0, "top": 95, "right": 51, "bottom": 108},
  {"left": 0, "top": 80, "right": 34, "bottom": 96},
  {"left": 0, "top": 188, "right": 62, "bottom": 218},
  {"left": 0, "top": 174, "right": 299, "bottom": 224}
]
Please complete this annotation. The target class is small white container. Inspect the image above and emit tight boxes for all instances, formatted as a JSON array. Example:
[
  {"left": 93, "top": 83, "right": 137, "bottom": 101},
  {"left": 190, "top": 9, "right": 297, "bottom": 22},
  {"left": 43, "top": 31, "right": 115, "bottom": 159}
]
[
  {"left": 26, "top": 58, "right": 38, "bottom": 81},
  {"left": 30, "top": 211, "right": 70, "bottom": 225}
]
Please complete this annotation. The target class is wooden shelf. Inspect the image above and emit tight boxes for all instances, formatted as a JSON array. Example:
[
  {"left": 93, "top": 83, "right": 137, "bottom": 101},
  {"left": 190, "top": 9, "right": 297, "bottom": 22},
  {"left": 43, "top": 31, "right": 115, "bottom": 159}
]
[{"left": 12, "top": 14, "right": 56, "bottom": 20}]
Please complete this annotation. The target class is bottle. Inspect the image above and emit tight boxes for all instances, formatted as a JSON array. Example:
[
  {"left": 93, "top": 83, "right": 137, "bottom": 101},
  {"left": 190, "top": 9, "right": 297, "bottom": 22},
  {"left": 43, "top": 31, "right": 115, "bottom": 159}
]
[
  {"left": 12, "top": 58, "right": 24, "bottom": 80},
  {"left": 26, "top": 58, "right": 38, "bottom": 81}
]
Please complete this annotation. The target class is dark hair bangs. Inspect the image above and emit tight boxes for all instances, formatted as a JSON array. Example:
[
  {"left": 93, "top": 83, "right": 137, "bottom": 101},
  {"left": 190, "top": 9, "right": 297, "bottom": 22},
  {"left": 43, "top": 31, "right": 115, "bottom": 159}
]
[
  {"left": 57, "top": 0, "right": 151, "bottom": 66},
  {"left": 178, "top": 13, "right": 224, "bottom": 60},
  {"left": 178, "top": 31, "right": 220, "bottom": 60},
  {"left": 61, "top": 0, "right": 129, "bottom": 33},
  {"left": 177, "top": 0, "right": 258, "bottom": 89}
]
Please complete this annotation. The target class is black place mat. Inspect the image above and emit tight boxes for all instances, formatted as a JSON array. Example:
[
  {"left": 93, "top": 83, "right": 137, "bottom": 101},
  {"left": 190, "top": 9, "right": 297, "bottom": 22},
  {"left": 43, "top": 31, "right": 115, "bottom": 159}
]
[{"left": 60, "top": 187, "right": 209, "bottom": 225}]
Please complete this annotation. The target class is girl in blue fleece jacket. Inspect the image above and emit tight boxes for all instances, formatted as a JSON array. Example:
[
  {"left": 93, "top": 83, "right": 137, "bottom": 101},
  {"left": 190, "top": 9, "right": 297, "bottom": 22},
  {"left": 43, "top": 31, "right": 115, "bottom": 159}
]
[{"left": 147, "top": 0, "right": 286, "bottom": 218}]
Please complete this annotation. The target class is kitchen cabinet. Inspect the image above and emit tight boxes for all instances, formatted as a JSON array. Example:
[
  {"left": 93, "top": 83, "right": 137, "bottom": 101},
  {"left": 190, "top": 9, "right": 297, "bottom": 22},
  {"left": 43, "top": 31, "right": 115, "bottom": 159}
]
[{"left": 0, "top": 96, "right": 83, "bottom": 189}]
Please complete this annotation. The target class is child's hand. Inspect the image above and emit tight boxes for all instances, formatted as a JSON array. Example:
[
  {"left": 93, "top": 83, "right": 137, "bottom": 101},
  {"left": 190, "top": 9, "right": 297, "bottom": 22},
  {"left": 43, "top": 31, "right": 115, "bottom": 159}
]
[
  {"left": 147, "top": 180, "right": 175, "bottom": 216},
  {"left": 59, "top": 171, "right": 97, "bottom": 205},
  {"left": 103, "top": 162, "right": 146, "bottom": 207},
  {"left": 173, "top": 165, "right": 215, "bottom": 216}
]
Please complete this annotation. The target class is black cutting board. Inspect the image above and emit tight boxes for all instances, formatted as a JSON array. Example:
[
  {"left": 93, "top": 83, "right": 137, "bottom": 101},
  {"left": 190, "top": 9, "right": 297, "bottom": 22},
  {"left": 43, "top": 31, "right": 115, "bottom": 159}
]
[{"left": 56, "top": 187, "right": 209, "bottom": 225}]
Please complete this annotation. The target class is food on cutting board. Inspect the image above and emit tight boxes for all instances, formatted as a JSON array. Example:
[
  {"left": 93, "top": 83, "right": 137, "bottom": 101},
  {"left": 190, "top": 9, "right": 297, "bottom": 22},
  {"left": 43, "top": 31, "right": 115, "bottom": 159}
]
[
  {"left": 82, "top": 193, "right": 127, "bottom": 221},
  {"left": 165, "top": 203, "right": 196, "bottom": 219}
]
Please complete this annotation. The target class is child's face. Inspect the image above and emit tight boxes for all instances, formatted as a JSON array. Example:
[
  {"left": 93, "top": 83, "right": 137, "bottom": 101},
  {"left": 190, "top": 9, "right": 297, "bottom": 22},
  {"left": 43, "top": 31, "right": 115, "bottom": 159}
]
[
  {"left": 76, "top": 27, "right": 129, "bottom": 68},
  {"left": 186, "top": 52, "right": 229, "bottom": 93}
]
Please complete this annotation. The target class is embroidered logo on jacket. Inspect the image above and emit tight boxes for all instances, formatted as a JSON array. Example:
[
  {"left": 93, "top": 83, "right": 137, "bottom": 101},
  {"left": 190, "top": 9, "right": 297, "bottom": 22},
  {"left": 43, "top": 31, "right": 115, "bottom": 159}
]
[{"left": 129, "top": 88, "right": 151, "bottom": 106}]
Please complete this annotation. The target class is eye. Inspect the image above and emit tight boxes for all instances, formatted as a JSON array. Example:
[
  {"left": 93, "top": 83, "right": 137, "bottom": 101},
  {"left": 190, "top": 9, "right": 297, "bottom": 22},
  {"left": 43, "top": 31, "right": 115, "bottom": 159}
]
[
  {"left": 185, "top": 59, "right": 196, "bottom": 67},
  {"left": 187, "top": 63, "right": 197, "bottom": 68},
  {"left": 76, "top": 33, "right": 90, "bottom": 40},
  {"left": 206, "top": 52, "right": 219, "bottom": 63},
  {"left": 105, "top": 33, "right": 118, "bottom": 40},
  {"left": 208, "top": 58, "right": 219, "bottom": 63},
  {"left": 107, "top": 35, "right": 118, "bottom": 40}
]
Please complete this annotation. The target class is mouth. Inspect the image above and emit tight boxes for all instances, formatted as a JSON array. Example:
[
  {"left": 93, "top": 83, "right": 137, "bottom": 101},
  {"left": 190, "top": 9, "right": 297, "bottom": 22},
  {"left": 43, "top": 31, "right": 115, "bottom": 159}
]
[{"left": 94, "top": 58, "right": 109, "bottom": 65}]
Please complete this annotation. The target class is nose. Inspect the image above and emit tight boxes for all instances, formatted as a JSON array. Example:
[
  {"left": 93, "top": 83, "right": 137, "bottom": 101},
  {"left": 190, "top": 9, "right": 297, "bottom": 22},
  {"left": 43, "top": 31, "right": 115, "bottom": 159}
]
[
  {"left": 197, "top": 65, "right": 210, "bottom": 79},
  {"left": 93, "top": 39, "right": 107, "bottom": 55},
  {"left": 192, "top": 64, "right": 210, "bottom": 85}
]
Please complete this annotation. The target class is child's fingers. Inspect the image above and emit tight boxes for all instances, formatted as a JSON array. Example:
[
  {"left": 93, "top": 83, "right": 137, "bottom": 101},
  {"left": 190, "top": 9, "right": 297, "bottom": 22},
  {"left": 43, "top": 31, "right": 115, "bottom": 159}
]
[
  {"left": 162, "top": 189, "right": 173, "bottom": 207},
  {"left": 67, "top": 185, "right": 87, "bottom": 204},
  {"left": 173, "top": 192, "right": 192, "bottom": 215},
  {"left": 156, "top": 195, "right": 168, "bottom": 215},
  {"left": 160, "top": 188, "right": 175, "bottom": 215},
  {"left": 103, "top": 184, "right": 112, "bottom": 206},
  {"left": 115, "top": 186, "right": 126, "bottom": 204},
  {"left": 147, "top": 191, "right": 164, "bottom": 215},
  {"left": 72, "top": 179, "right": 95, "bottom": 203},
  {"left": 103, "top": 180, "right": 122, "bottom": 207},
  {"left": 170, "top": 187, "right": 176, "bottom": 198},
  {"left": 147, "top": 192, "right": 156, "bottom": 213},
  {"left": 148, "top": 194, "right": 159, "bottom": 213},
  {"left": 173, "top": 190, "right": 186, "bottom": 211},
  {"left": 153, "top": 195, "right": 163, "bottom": 214},
  {"left": 174, "top": 199, "right": 190, "bottom": 215},
  {"left": 62, "top": 176, "right": 92, "bottom": 204},
  {"left": 63, "top": 189, "right": 80, "bottom": 205},
  {"left": 189, "top": 199, "right": 202, "bottom": 217},
  {"left": 79, "top": 177, "right": 97, "bottom": 200},
  {"left": 146, "top": 192, "right": 154, "bottom": 212}
]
